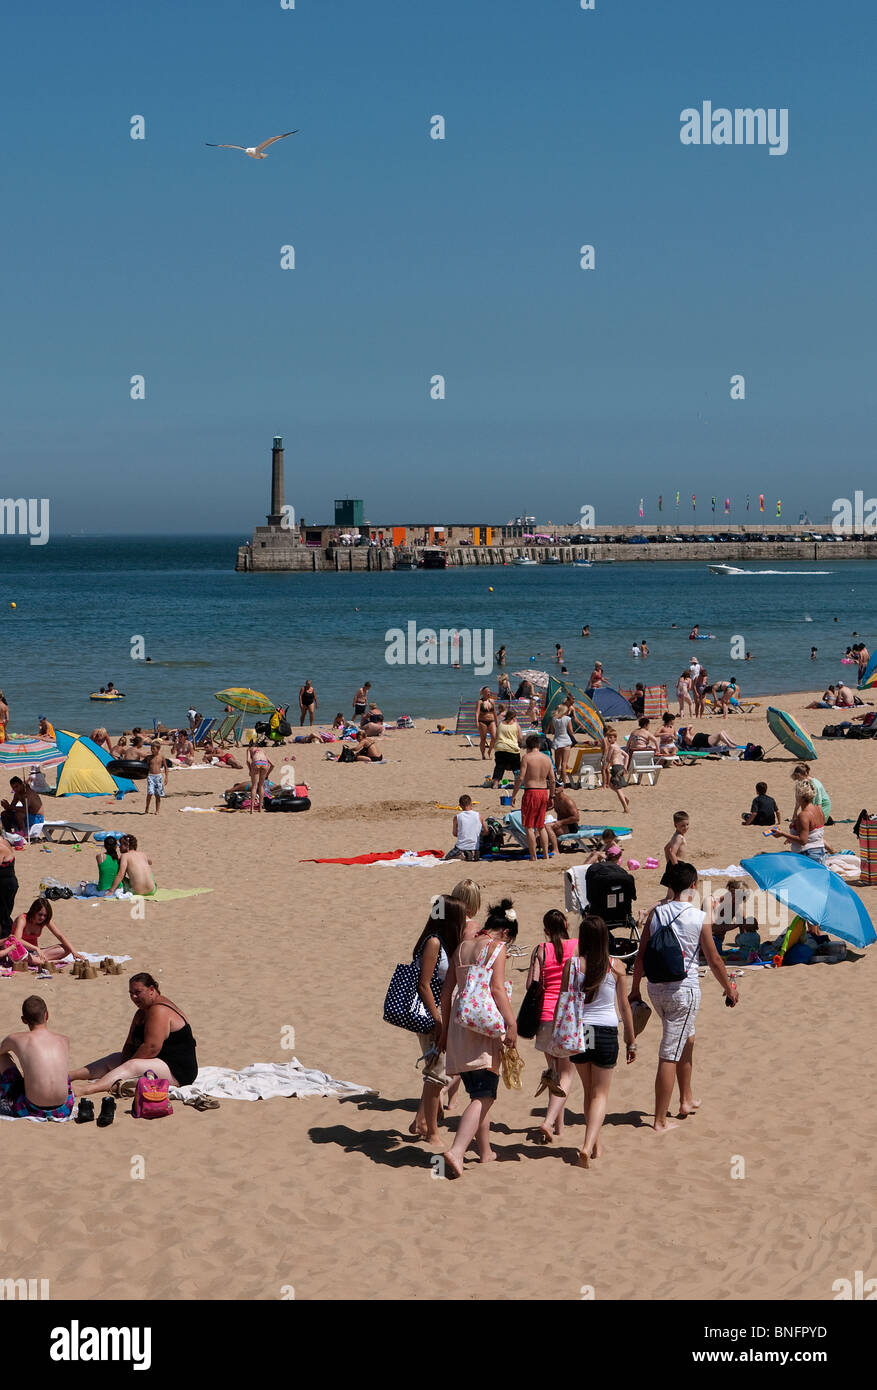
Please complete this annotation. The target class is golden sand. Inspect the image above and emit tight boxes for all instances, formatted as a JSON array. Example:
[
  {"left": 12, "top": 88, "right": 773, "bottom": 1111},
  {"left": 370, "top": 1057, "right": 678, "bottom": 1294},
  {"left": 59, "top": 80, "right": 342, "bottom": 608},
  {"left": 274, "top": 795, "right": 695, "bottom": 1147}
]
[{"left": 1, "top": 690, "right": 873, "bottom": 1300}]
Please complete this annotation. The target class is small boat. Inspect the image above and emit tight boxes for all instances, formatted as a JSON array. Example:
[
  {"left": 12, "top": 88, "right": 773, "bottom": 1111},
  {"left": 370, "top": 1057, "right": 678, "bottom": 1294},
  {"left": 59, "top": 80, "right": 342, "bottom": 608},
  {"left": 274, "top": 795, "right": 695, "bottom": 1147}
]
[
  {"left": 421, "top": 548, "right": 448, "bottom": 570},
  {"left": 513, "top": 556, "right": 538, "bottom": 567},
  {"left": 541, "top": 555, "right": 563, "bottom": 565},
  {"left": 90, "top": 692, "right": 126, "bottom": 701},
  {"left": 573, "top": 561, "right": 593, "bottom": 568},
  {"left": 709, "top": 564, "right": 743, "bottom": 576},
  {"left": 394, "top": 550, "right": 419, "bottom": 570}
]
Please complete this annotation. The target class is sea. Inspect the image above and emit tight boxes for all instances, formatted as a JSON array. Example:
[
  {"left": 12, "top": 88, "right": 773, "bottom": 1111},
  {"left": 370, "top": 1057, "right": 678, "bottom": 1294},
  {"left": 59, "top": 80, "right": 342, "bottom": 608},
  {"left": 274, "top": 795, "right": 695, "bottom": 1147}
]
[{"left": 0, "top": 536, "right": 870, "bottom": 733}]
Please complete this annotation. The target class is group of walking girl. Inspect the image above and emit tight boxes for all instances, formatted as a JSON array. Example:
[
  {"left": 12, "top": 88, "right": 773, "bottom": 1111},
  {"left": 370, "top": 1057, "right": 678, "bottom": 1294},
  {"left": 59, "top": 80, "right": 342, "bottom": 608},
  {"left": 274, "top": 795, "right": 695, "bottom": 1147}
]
[{"left": 406, "top": 884, "right": 636, "bottom": 1175}]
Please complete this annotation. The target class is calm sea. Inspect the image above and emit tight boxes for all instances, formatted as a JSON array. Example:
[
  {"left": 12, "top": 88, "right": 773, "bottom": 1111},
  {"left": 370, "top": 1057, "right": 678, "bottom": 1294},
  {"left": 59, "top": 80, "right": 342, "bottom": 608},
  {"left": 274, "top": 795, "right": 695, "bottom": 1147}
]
[{"left": 0, "top": 536, "right": 869, "bottom": 732}]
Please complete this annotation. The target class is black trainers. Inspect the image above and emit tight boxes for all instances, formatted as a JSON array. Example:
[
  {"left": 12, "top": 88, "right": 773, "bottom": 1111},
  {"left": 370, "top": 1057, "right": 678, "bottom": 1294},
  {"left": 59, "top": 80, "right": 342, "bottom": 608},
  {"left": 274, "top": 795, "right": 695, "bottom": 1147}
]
[
  {"left": 97, "top": 1096, "right": 116, "bottom": 1128},
  {"left": 75, "top": 1098, "right": 94, "bottom": 1124}
]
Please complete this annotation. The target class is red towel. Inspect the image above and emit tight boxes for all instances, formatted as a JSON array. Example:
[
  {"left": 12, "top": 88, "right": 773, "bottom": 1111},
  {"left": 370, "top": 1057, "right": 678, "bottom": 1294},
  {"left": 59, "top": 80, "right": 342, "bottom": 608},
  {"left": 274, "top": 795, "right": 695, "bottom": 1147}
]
[{"left": 301, "top": 849, "right": 444, "bottom": 865}]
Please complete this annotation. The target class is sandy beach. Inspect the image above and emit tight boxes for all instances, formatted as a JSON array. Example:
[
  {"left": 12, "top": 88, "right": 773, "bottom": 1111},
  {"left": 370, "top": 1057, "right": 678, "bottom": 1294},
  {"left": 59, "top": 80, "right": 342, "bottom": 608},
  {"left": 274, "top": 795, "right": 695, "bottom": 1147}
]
[{"left": 2, "top": 689, "right": 874, "bottom": 1302}]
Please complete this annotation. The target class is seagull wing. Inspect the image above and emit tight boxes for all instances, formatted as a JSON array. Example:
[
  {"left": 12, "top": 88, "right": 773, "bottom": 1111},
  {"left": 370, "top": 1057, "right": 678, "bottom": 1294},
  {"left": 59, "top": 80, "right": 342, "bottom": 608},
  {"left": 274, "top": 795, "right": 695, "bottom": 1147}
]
[
  {"left": 254, "top": 131, "right": 299, "bottom": 155},
  {"left": 205, "top": 143, "right": 248, "bottom": 151}
]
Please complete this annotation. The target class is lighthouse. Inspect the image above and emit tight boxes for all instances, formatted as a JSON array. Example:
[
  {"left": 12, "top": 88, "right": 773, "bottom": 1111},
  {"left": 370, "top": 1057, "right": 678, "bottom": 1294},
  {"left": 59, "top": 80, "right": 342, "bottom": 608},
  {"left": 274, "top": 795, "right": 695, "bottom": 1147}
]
[{"left": 267, "top": 436, "right": 285, "bottom": 526}]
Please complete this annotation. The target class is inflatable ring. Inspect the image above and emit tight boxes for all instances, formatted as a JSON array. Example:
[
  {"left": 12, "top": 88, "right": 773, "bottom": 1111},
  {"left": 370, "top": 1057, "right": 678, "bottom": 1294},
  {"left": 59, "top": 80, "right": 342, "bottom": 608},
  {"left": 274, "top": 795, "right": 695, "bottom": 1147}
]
[
  {"left": 264, "top": 796, "right": 311, "bottom": 813},
  {"left": 90, "top": 692, "right": 126, "bottom": 700},
  {"left": 107, "top": 759, "right": 149, "bottom": 780}
]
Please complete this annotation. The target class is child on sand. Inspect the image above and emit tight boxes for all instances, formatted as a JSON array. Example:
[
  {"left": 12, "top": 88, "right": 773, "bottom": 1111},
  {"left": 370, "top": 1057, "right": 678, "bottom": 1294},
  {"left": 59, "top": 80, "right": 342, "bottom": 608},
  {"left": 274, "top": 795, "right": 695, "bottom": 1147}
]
[
  {"left": 601, "top": 729, "right": 630, "bottom": 815},
  {"left": 660, "top": 811, "right": 689, "bottom": 898},
  {"left": 438, "top": 900, "right": 518, "bottom": 1177},
  {"left": 443, "top": 796, "right": 486, "bottom": 862},
  {"left": 145, "top": 741, "right": 171, "bottom": 815}
]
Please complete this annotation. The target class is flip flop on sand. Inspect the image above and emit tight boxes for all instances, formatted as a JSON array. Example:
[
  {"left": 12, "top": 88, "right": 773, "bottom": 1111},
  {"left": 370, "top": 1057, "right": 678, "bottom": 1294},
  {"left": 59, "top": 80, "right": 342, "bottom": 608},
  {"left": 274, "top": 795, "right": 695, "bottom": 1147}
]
[{"left": 187, "top": 1095, "right": 220, "bottom": 1111}]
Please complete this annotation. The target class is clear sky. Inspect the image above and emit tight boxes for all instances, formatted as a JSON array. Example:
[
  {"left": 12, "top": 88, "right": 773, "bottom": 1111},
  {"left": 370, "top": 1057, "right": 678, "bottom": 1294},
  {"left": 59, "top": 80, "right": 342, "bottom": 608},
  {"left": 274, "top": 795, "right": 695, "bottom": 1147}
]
[{"left": 3, "top": 0, "right": 875, "bottom": 533}]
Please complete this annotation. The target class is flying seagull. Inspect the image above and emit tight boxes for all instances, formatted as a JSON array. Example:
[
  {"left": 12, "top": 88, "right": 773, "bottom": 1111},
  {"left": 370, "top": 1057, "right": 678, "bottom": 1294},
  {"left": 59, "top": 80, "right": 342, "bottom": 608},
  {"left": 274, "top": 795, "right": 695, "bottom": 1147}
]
[{"left": 205, "top": 131, "right": 299, "bottom": 160}]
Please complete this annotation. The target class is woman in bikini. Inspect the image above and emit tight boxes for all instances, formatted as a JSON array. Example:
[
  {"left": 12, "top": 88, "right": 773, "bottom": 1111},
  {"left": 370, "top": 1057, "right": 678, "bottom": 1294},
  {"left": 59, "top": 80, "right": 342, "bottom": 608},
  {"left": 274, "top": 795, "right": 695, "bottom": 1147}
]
[
  {"left": 12, "top": 898, "right": 85, "bottom": 967},
  {"left": 246, "top": 740, "right": 273, "bottom": 813},
  {"left": 475, "top": 687, "right": 497, "bottom": 760}
]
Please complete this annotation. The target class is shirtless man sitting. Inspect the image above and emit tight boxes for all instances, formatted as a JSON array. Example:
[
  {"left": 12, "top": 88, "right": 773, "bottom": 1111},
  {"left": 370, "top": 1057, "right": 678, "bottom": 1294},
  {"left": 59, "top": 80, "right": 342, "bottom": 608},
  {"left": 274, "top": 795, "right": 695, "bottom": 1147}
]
[
  {"left": 0, "top": 777, "right": 43, "bottom": 834},
  {"left": 109, "top": 835, "right": 156, "bottom": 896},
  {"left": 0, "top": 996, "right": 75, "bottom": 1120},
  {"left": 546, "top": 785, "right": 580, "bottom": 852}
]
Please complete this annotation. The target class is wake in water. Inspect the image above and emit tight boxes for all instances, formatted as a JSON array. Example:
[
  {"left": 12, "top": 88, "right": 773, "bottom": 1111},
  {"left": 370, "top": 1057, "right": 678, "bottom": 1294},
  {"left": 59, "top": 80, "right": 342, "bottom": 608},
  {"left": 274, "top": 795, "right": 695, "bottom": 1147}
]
[{"left": 710, "top": 566, "right": 832, "bottom": 576}]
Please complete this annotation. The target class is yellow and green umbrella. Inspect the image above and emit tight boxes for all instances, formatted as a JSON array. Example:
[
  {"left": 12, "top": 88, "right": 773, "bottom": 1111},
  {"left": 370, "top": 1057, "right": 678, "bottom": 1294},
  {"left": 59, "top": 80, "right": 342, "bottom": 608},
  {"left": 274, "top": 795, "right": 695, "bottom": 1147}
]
[{"left": 214, "top": 687, "right": 277, "bottom": 715}]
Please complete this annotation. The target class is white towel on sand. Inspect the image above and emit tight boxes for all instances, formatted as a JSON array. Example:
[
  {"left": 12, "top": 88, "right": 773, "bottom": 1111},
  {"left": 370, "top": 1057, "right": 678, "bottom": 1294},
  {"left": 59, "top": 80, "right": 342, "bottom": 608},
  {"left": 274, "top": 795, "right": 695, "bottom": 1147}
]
[{"left": 169, "top": 1059, "right": 376, "bottom": 1104}]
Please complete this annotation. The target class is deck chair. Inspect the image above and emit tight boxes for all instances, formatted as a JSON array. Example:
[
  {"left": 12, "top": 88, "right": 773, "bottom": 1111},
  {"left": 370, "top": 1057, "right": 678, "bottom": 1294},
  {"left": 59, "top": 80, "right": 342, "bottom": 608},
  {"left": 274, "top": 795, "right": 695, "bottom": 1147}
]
[
  {"left": 643, "top": 685, "right": 668, "bottom": 718},
  {"left": 213, "top": 712, "right": 242, "bottom": 746},
  {"left": 192, "top": 716, "right": 216, "bottom": 745},
  {"left": 567, "top": 747, "right": 602, "bottom": 788},
  {"left": 454, "top": 701, "right": 479, "bottom": 736},
  {"left": 626, "top": 749, "right": 661, "bottom": 787}
]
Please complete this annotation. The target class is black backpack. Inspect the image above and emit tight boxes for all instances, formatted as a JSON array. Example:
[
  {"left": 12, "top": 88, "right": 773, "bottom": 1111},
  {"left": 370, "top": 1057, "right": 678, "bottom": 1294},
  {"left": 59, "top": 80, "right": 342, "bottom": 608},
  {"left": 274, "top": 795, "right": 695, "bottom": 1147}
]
[
  {"left": 743, "top": 742, "right": 764, "bottom": 761},
  {"left": 643, "top": 905, "right": 689, "bottom": 983},
  {"left": 822, "top": 724, "right": 844, "bottom": 738}
]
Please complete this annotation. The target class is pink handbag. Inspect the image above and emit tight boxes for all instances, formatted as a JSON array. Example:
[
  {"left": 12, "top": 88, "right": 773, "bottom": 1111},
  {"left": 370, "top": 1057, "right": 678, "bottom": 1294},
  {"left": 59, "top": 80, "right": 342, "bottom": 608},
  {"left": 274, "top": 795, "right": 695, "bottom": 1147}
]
[
  {"left": 452, "top": 943, "right": 507, "bottom": 1037},
  {"left": 132, "top": 1071, "right": 174, "bottom": 1118}
]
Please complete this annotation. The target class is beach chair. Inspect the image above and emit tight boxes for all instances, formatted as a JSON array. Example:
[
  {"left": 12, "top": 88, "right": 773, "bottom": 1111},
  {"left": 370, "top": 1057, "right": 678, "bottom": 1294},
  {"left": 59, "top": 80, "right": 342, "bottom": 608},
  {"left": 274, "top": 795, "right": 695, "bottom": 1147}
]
[
  {"left": 643, "top": 685, "right": 668, "bottom": 718},
  {"left": 454, "top": 701, "right": 480, "bottom": 736},
  {"left": 40, "top": 822, "right": 102, "bottom": 845},
  {"left": 567, "top": 748, "right": 602, "bottom": 788},
  {"left": 192, "top": 716, "right": 216, "bottom": 745},
  {"left": 213, "top": 712, "right": 242, "bottom": 746},
  {"left": 626, "top": 749, "right": 662, "bottom": 787}
]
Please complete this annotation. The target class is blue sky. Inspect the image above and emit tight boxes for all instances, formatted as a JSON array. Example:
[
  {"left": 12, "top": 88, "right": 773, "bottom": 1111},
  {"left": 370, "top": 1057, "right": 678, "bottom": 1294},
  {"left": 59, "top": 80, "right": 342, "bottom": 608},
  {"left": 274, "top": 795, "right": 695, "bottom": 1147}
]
[{"left": 2, "top": 0, "right": 875, "bottom": 533}]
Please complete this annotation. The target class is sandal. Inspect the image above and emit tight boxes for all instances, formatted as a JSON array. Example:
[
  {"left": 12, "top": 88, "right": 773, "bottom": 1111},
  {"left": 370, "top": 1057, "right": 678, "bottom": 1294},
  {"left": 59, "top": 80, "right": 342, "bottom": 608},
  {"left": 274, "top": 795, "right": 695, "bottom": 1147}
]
[{"left": 189, "top": 1095, "right": 220, "bottom": 1111}]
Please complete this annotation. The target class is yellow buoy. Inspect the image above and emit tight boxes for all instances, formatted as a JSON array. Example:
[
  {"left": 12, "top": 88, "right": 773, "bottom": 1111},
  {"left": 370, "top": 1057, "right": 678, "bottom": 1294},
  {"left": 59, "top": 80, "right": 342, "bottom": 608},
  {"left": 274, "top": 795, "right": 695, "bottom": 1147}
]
[
  {"left": 9, "top": 602, "right": 16, "bottom": 609},
  {"left": 488, "top": 587, "right": 494, "bottom": 592}
]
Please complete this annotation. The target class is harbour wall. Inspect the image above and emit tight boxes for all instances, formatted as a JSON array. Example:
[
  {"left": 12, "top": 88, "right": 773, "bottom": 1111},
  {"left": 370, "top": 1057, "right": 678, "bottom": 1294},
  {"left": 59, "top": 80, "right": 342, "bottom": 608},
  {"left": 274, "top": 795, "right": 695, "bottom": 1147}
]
[{"left": 236, "top": 539, "right": 877, "bottom": 572}]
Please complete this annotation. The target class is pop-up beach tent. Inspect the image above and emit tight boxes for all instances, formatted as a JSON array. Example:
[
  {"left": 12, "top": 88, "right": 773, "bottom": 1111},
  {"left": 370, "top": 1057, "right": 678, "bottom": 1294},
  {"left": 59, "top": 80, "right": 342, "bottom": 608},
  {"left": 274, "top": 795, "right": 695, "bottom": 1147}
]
[
  {"left": 586, "top": 684, "right": 636, "bottom": 721},
  {"left": 53, "top": 731, "right": 137, "bottom": 798},
  {"left": 542, "top": 678, "right": 604, "bottom": 742}
]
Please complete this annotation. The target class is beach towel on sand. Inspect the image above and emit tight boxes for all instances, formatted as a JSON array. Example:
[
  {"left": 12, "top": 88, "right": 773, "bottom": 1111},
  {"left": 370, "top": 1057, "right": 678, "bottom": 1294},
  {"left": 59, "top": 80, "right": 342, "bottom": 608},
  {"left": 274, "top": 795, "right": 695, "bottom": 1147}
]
[
  {"left": 302, "top": 850, "right": 443, "bottom": 865},
  {"left": 170, "top": 1059, "right": 376, "bottom": 1104}
]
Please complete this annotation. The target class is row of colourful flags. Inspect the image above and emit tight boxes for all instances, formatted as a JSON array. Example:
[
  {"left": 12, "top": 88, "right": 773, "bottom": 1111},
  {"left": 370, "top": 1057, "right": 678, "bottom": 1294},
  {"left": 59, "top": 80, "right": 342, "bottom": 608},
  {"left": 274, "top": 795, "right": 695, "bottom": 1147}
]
[{"left": 637, "top": 494, "right": 781, "bottom": 517}]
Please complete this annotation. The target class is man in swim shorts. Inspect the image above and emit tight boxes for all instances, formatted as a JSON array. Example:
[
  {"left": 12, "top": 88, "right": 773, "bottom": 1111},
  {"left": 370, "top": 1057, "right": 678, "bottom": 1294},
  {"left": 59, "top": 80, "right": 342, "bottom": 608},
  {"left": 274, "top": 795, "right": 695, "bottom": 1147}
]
[
  {"left": 0, "top": 995, "right": 74, "bottom": 1120},
  {"left": 510, "top": 733, "right": 556, "bottom": 862},
  {"left": 144, "top": 741, "right": 170, "bottom": 815},
  {"left": 0, "top": 777, "right": 43, "bottom": 835}
]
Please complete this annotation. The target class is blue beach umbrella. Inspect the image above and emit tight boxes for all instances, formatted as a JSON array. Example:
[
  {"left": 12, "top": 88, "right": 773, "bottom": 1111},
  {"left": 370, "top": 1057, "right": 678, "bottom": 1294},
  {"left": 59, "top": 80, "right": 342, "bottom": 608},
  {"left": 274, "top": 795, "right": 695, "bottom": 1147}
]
[
  {"left": 765, "top": 706, "right": 817, "bottom": 761},
  {"left": 740, "top": 852, "right": 876, "bottom": 949}
]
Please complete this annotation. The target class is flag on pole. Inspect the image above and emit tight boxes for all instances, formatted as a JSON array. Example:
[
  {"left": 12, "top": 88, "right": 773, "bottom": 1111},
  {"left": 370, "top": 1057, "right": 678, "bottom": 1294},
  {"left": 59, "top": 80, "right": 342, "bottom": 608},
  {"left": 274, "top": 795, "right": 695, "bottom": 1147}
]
[
  {"left": 759, "top": 495, "right": 765, "bottom": 512},
  {"left": 711, "top": 497, "right": 716, "bottom": 512},
  {"left": 746, "top": 494, "right": 750, "bottom": 511},
  {"left": 724, "top": 497, "right": 730, "bottom": 514},
  {"left": 776, "top": 499, "right": 782, "bottom": 517},
  {"left": 692, "top": 494, "right": 696, "bottom": 511},
  {"left": 675, "top": 491, "right": 680, "bottom": 507},
  {"left": 639, "top": 499, "right": 644, "bottom": 518},
  {"left": 658, "top": 495, "right": 663, "bottom": 512}
]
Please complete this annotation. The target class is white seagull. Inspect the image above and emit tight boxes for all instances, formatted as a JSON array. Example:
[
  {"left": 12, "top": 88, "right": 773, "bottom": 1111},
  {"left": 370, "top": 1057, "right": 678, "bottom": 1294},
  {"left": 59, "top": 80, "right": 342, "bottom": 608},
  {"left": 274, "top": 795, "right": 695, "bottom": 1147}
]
[{"left": 205, "top": 130, "right": 299, "bottom": 160}]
